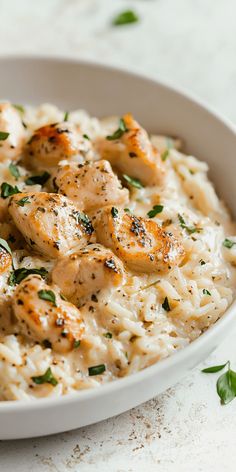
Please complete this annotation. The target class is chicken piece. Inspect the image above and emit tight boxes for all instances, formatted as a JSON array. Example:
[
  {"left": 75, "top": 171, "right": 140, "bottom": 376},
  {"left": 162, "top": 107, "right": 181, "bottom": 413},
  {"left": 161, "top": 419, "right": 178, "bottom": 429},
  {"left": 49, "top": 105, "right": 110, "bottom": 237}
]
[
  {"left": 0, "top": 103, "right": 26, "bottom": 161},
  {"left": 26, "top": 122, "right": 92, "bottom": 170},
  {"left": 53, "top": 160, "right": 129, "bottom": 212},
  {"left": 8, "top": 192, "right": 94, "bottom": 258},
  {"left": 12, "top": 274, "right": 84, "bottom": 352},
  {"left": 94, "top": 206, "right": 184, "bottom": 273},
  {"left": 96, "top": 114, "right": 165, "bottom": 186},
  {"left": 52, "top": 243, "right": 125, "bottom": 304},
  {"left": 0, "top": 245, "right": 12, "bottom": 275}
]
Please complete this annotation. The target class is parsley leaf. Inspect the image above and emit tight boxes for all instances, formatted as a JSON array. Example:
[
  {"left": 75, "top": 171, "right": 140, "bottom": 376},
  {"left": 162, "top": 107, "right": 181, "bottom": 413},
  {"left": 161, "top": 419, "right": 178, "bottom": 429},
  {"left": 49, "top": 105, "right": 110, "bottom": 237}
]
[
  {"left": 8, "top": 267, "right": 48, "bottom": 286},
  {"left": 112, "top": 10, "right": 139, "bottom": 26},
  {"left": 203, "top": 289, "right": 211, "bottom": 296},
  {"left": 38, "top": 289, "right": 57, "bottom": 307},
  {"left": 123, "top": 174, "right": 143, "bottom": 189},
  {"left": 9, "top": 163, "right": 20, "bottom": 180},
  {"left": 16, "top": 196, "right": 30, "bottom": 207},
  {"left": 178, "top": 214, "right": 200, "bottom": 234},
  {"left": 31, "top": 367, "right": 58, "bottom": 386},
  {"left": 106, "top": 118, "right": 127, "bottom": 140},
  {"left": 1, "top": 182, "right": 21, "bottom": 199},
  {"left": 147, "top": 205, "right": 163, "bottom": 218},
  {"left": 0, "top": 237, "right": 12, "bottom": 255},
  {"left": 83, "top": 134, "right": 90, "bottom": 140},
  {"left": 162, "top": 296, "right": 170, "bottom": 312},
  {"left": 0, "top": 131, "right": 9, "bottom": 141},
  {"left": 223, "top": 238, "right": 236, "bottom": 249},
  {"left": 25, "top": 171, "right": 50, "bottom": 186}
]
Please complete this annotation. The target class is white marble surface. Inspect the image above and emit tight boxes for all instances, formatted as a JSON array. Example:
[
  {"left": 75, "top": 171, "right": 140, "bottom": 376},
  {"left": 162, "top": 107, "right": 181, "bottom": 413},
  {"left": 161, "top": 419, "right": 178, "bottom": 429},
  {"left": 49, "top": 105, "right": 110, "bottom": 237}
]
[{"left": 0, "top": 0, "right": 236, "bottom": 470}]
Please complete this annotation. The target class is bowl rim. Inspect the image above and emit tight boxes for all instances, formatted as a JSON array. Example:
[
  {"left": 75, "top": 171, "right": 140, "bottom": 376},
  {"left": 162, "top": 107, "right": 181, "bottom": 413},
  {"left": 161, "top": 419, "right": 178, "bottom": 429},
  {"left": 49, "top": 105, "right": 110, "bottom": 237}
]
[{"left": 0, "top": 55, "right": 235, "bottom": 413}]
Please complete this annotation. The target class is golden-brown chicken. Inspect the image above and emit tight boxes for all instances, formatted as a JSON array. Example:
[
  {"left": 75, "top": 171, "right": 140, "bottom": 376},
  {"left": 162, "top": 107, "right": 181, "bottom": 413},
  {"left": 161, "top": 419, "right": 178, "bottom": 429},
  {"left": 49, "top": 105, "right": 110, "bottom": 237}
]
[
  {"left": 53, "top": 160, "right": 129, "bottom": 212},
  {"left": 0, "top": 244, "right": 12, "bottom": 275},
  {"left": 8, "top": 192, "right": 94, "bottom": 258},
  {"left": 96, "top": 114, "right": 165, "bottom": 186},
  {"left": 52, "top": 243, "right": 125, "bottom": 304},
  {"left": 12, "top": 274, "right": 85, "bottom": 352},
  {"left": 0, "top": 103, "right": 26, "bottom": 161},
  {"left": 94, "top": 206, "right": 184, "bottom": 273},
  {"left": 26, "top": 122, "right": 92, "bottom": 170}
]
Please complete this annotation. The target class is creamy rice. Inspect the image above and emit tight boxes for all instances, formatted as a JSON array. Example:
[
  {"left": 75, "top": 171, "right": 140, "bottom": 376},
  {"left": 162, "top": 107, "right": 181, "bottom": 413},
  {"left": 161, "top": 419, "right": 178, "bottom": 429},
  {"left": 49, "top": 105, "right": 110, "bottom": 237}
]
[{"left": 0, "top": 103, "right": 235, "bottom": 401}]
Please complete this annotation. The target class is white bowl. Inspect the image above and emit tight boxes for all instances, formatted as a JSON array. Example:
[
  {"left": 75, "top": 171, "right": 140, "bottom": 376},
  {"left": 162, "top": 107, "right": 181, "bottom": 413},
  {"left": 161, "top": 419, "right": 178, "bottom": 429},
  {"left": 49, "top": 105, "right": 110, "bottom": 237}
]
[{"left": 0, "top": 57, "right": 235, "bottom": 440}]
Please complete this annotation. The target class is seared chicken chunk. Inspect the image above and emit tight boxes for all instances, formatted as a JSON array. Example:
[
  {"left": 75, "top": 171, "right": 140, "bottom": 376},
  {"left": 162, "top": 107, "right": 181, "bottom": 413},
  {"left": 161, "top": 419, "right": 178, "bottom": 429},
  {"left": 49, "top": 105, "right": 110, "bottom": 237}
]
[
  {"left": 8, "top": 192, "right": 93, "bottom": 258},
  {"left": 52, "top": 243, "right": 125, "bottom": 304},
  {"left": 96, "top": 114, "right": 165, "bottom": 186},
  {"left": 94, "top": 206, "right": 184, "bottom": 273},
  {"left": 12, "top": 274, "right": 85, "bottom": 352},
  {"left": 26, "top": 122, "right": 92, "bottom": 170},
  {"left": 0, "top": 245, "right": 12, "bottom": 275},
  {"left": 0, "top": 103, "right": 26, "bottom": 161},
  {"left": 53, "top": 160, "right": 129, "bottom": 212}
]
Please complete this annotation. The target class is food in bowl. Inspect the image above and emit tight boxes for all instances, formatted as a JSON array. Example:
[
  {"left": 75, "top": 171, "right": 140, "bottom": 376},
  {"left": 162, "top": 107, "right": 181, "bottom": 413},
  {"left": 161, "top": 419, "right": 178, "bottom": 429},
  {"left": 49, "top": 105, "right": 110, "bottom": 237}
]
[{"left": 0, "top": 102, "right": 235, "bottom": 401}]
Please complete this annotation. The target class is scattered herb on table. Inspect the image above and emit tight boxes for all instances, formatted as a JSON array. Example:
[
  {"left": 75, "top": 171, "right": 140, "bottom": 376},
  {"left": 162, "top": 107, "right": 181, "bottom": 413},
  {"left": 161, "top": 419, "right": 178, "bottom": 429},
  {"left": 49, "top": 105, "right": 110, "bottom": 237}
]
[
  {"left": 9, "top": 163, "right": 20, "bottom": 180},
  {"left": 112, "top": 10, "right": 139, "bottom": 26},
  {"left": 202, "top": 361, "right": 236, "bottom": 405},
  {"left": 147, "top": 205, "right": 164, "bottom": 218},
  {"left": 106, "top": 118, "right": 127, "bottom": 140},
  {"left": 38, "top": 289, "right": 57, "bottom": 307},
  {"left": 32, "top": 367, "right": 58, "bottom": 386},
  {"left": 123, "top": 174, "right": 143, "bottom": 189},
  {"left": 1, "top": 182, "right": 21, "bottom": 198}
]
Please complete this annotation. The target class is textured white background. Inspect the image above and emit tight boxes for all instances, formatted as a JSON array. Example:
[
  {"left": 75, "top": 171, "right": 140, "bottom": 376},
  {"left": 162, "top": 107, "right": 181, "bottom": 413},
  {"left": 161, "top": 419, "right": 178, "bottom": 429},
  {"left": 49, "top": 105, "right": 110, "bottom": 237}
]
[{"left": 0, "top": 0, "right": 236, "bottom": 470}]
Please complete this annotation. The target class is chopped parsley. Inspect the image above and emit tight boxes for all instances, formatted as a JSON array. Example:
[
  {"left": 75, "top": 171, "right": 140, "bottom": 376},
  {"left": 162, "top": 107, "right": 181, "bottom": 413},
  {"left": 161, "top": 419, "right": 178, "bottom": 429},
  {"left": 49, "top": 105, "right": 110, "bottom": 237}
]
[
  {"left": 147, "top": 205, "right": 163, "bottom": 218},
  {"left": 106, "top": 118, "right": 127, "bottom": 141},
  {"left": 162, "top": 296, "right": 170, "bottom": 312},
  {"left": 64, "top": 111, "right": 69, "bottom": 121},
  {"left": 123, "top": 174, "right": 143, "bottom": 189},
  {"left": 0, "top": 237, "right": 12, "bottom": 255},
  {"left": 112, "top": 9, "right": 139, "bottom": 26},
  {"left": 161, "top": 150, "right": 169, "bottom": 161},
  {"left": 223, "top": 238, "right": 236, "bottom": 249},
  {"left": 25, "top": 171, "right": 50, "bottom": 186},
  {"left": 73, "top": 340, "right": 81, "bottom": 349},
  {"left": 16, "top": 196, "right": 30, "bottom": 207},
  {"left": 9, "top": 163, "right": 20, "bottom": 180},
  {"left": 1, "top": 182, "right": 21, "bottom": 198},
  {"left": 103, "top": 332, "right": 112, "bottom": 339},
  {"left": 202, "top": 361, "right": 236, "bottom": 405},
  {"left": 178, "top": 214, "right": 200, "bottom": 234},
  {"left": 8, "top": 267, "right": 48, "bottom": 286},
  {"left": 111, "top": 207, "right": 118, "bottom": 218},
  {"left": 72, "top": 211, "right": 94, "bottom": 235},
  {"left": 38, "top": 289, "right": 57, "bottom": 307},
  {"left": 0, "top": 131, "right": 9, "bottom": 141},
  {"left": 83, "top": 134, "right": 90, "bottom": 140},
  {"left": 203, "top": 289, "right": 211, "bottom": 296},
  {"left": 13, "top": 104, "right": 24, "bottom": 114},
  {"left": 31, "top": 367, "right": 58, "bottom": 386},
  {"left": 88, "top": 364, "right": 106, "bottom": 376}
]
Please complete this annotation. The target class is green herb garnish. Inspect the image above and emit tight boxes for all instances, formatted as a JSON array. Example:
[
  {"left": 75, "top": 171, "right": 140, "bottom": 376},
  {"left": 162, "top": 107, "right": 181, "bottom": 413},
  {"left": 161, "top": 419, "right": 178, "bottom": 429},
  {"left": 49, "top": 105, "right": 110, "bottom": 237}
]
[
  {"left": 8, "top": 267, "right": 48, "bottom": 286},
  {"left": 203, "top": 289, "right": 211, "bottom": 296},
  {"left": 31, "top": 367, "right": 58, "bottom": 386},
  {"left": 223, "top": 238, "right": 236, "bottom": 249},
  {"left": 9, "top": 163, "right": 20, "bottom": 180},
  {"left": 111, "top": 207, "right": 118, "bottom": 218},
  {"left": 0, "top": 131, "right": 9, "bottom": 141},
  {"left": 161, "top": 150, "right": 169, "bottom": 161},
  {"left": 123, "top": 174, "right": 143, "bottom": 189},
  {"left": 202, "top": 361, "right": 236, "bottom": 405},
  {"left": 200, "top": 259, "right": 206, "bottom": 265},
  {"left": 16, "top": 196, "right": 30, "bottom": 207},
  {"left": 73, "top": 340, "right": 81, "bottom": 349},
  {"left": 88, "top": 364, "right": 106, "bottom": 376},
  {"left": 13, "top": 104, "right": 24, "bottom": 114},
  {"left": 0, "top": 237, "right": 12, "bottom": 255},
  {"left": 25, "top": 171, "right": 50, "bottom": 186},
  {"left": 38, "top": 289, "right": 57, "bottom": 307},
  {"left": 64, "top": 111, "right": 69, "bottom": 121},
  {"left": 1, "top": 182, "right": 21, "bottom": 199},
  {"left": 147, "top": 205, "right": 163, "bottom": 218},
  {"left": 162, "top": 296, "right": 170, "bottom": 312},
  {"left": 178, "top": 214, "right": 200, "bottom": 234},
  {"left": 106, "top": 118, "right": 127, "bottom": 141},
  {"left": 83, "top": 134, "right": 90, "bottom": 140},
  {"left": 112, "top": 9, "right": 139, "bottom": 26},
  {"left": 103, "top": 332, "right": 112, "bottom": 339},
  {"left": 72, "top": 211, "right": 94, "bottom": 235}
]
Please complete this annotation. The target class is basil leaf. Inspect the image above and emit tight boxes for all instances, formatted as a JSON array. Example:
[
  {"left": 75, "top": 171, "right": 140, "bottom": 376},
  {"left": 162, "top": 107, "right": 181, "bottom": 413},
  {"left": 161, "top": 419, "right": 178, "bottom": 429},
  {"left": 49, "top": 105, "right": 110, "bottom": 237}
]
[
  {"left": 112, "top": 10, "right": 139, "bottom": 26},
  {"left": 9, "top": 163, "right": 20, "bottom": 180},
  {"left": 162, "top": 296, "right": 170, "bottom": 312},
  {"left": 202, "top": 363, "right": 228, "bottom": 373},
  {"left": 147, "top": 205, "right": 163, "bottom": 218},
  {"left": 1, "top": 182, "right": 21, "bottom": 199},
  {"left": 16, "top": 196, "right": 30, "bottom": 207},
  {"left": 106, "top": 118, "right": 127, "bottom": 140},
  {"left": 223, "top": 238, "right": 236, "bottom": 249},
  {"left": 178, "top": 214, "right": 200, "bottom": 234},
  {"left": 123, "top": 174, "right": 143, "bottom": 189},
  {"left": 217, "top": 370, "right": 236, "bottom": 405},
  {"left": 31, "top": 367, "right": 58, "bottom": 386},
  {"left": 38, "top": 289, "right": 57, "bottom": 307},
  {"left": 25, "top": 171, "right": 50, "bottom": 186},
  {"left": 0, "top": 237, "right": 12, "bottom": 255},
  {"left": 161, "top": 150, "right": 169, "bottom": 161},
  {"left": 88, "top": 364, "right": 106, "bottom": 376},
  {"left": 8, "top": 267, "right": 48, "bottom": 286},
  {"left": 111, "top": 207, "right": 118, "bottom": 218},
  {"left": 0, "top": 131, "right": 9, "bottom": 141}
]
